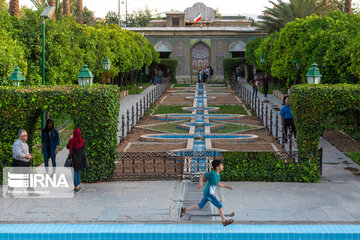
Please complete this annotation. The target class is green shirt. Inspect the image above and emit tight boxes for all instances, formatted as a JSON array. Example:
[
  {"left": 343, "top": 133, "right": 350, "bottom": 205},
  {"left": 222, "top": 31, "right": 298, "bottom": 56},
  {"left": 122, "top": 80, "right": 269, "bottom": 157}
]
[{"left": 204, "top": 170, "right": 221, "bottom": 195}]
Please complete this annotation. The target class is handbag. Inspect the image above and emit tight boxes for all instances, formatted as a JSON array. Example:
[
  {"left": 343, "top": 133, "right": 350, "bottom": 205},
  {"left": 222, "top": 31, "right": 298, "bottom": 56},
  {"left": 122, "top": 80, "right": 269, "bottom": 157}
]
[
  {"left": 64, "top": 154, "right": 73, "bottom": 167},
  {"left": 82, "top": 152, "right": 90, "bottom": 169}
]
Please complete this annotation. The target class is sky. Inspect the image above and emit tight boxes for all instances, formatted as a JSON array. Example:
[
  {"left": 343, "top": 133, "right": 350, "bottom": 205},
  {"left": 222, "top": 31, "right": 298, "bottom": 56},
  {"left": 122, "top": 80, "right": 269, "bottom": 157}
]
[{"left": 13, "top": 0, "right": 275, "bottom": 19}]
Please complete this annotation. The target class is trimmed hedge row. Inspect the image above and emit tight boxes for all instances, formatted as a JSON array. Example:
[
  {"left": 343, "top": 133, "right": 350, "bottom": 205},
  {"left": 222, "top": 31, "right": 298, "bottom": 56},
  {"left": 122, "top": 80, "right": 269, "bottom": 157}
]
[
  {"left": 291, "top": 84, "right": 360, "bottom": 156},
  {"left": 0, "top": 85, "right": 121, "bottom": 183},
  {"left": 222, "top": 152, "right": 320, "bottom": 182},
  {"left": 223, "top": 57, "right": 246, "bottom": 81},
  {"left": 159, "top": 58, "right": 178, "bottom": 83}
]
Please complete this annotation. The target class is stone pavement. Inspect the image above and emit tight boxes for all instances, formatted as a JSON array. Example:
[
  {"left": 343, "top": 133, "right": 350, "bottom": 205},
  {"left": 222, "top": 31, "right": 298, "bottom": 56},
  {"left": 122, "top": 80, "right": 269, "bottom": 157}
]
[{"left": 1, "top": 80, "right": 360, "bottom": 224}]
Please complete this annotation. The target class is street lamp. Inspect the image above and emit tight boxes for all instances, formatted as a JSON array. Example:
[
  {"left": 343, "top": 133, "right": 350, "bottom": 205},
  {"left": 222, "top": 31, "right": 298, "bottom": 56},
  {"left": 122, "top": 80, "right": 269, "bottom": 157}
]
[
  {"left": 260, "top": 54, "right": 265, "bottom": 64},
  {"left": 77, "top": 64, "right": 94, "bottom": 87},
  {"left": 293, "top": 59, "right": 300, "bottom": 70},
  {"left": 101, "top": 56, "right": 111, "bottom": 84},
  {"left": 9, "top": 66, "right": 25, "bottom": 87},
  {"left": 40, "top": 6, "right": 55, "bottom": 129},
  {"left": 306, "top": 62, "right": 322, "bottom": 84}
]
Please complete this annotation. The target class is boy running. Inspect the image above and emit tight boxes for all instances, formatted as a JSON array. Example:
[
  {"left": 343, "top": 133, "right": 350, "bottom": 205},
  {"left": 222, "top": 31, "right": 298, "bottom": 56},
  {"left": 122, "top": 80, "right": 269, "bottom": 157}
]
[{"left": 180, "top": 160, "right": 234, "bottom": 226}]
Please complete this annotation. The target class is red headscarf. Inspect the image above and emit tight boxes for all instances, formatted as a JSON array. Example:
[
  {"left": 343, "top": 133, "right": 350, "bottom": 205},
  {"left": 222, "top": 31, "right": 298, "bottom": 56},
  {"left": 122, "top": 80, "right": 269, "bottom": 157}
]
[{"left": 68, "top": 128, "right": 85, "bottom": 155}]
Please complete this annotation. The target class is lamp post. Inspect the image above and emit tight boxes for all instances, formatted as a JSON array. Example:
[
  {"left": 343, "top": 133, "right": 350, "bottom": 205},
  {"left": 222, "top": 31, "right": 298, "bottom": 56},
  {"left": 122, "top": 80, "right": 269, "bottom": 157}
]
[
  {"left": 40, "top": 6, "right": 55, "bottom": 129},
  {"left": 306, "top": 62, "right": 322, "bottom": 84},
  {"left": 77, "top": 64, "right": 94, "bottom": 87},
  {"left": 9, "top": 66, "right": 25, "bottom": 87},
  {"left": 101, "top": 56, "right": 111, "bottom": 84},
  {"left": 136, "top": 70, "right": 139, "bottom": 94},
  {"left": 260, "top": 54, "right": 265, "bottom": 65}
]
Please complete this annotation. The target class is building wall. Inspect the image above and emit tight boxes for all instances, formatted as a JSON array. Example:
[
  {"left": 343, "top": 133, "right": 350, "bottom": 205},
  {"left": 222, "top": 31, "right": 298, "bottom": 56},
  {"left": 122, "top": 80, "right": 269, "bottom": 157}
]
[{"left": 147, "top": 34, "right": 263, "bottom": 79}]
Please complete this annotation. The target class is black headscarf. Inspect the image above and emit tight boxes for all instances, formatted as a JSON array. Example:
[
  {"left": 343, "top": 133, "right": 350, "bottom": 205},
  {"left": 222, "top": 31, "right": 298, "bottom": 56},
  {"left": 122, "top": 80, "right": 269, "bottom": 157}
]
[{"left": 44, "top": 119, "right": 55, "bottom": 132}]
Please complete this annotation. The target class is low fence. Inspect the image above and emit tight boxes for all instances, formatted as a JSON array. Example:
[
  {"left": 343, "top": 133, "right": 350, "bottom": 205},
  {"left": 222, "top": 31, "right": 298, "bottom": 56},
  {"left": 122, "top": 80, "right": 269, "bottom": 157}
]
[
  {"left": 119, "top": 83, "right": 169, "bottom": 142},
  {"left": 229, "top": 77, "right": 323, "bottom": 174},
  {"left": 111, "top": 150, "right": 321, "bottom": 181}
]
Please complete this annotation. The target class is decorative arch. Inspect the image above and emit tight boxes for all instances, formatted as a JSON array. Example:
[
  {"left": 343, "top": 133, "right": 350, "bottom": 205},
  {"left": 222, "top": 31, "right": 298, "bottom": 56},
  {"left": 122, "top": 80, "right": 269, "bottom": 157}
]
[
  {"left": 154, "top": 40, "right": 172, "bottom": 52},
  {"left": 229, "top": 40, "right": 246, "bottom": 52},
  {"left": 191, "top": 42, "right": 210, "bottom": 74}
]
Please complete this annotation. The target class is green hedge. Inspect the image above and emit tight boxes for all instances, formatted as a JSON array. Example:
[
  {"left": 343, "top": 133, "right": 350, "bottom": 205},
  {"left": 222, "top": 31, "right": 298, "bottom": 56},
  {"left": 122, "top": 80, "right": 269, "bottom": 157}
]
[
  {"left": 159, "top": 58, "right": 177, "bottom": 83},
  {"left": 291, "top": 84, "right": 360, "bottom": 157},
  {"left": 0, "top": 85, "right": 120, "bottom": 183},
  {"left": 222, "top": 152, "right": 320, "bottom": 182},
  {"left": 223, "top": 57, "right": 246, "bottom": 80}
]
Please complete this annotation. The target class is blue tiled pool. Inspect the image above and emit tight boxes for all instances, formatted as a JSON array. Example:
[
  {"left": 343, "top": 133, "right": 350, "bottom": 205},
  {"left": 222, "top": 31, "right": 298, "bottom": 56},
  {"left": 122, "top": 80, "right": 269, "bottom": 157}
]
[{"left": 0, "top": 224, "right": 360, "bottom": 240}]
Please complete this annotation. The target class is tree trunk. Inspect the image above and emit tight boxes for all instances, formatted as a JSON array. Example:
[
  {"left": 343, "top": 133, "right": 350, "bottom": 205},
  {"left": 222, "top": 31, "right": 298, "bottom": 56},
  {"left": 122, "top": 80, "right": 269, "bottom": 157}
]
[
  {"left": 63, "top": 0, "right": 71, "bottom": 15},
  {"left": 345, "top": 0, "right": 352, "bottom": 14},
  {"left": 77, "top": 0, "right": 83, "bottom": 24},
  {"left": 353, "top": 110, "right": 360, "bottom": 129},
  {"left": 322, "top": 0, "right": 328, "bottom": 5},
  {"left": 48, "top": 0, "right": 56, "bottom": 20},
  {"left": 9, "top": 0, "right": 20, "bottom": 19}
]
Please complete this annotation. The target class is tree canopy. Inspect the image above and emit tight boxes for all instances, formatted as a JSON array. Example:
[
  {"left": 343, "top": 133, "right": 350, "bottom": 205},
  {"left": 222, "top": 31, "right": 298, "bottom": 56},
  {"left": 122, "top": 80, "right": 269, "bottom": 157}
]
[
  {"left": 0, "top": 8, "right": 159, "bottom": 86},
  {"left": 247, "top": 11, "right": 360, "bottom": 85}
]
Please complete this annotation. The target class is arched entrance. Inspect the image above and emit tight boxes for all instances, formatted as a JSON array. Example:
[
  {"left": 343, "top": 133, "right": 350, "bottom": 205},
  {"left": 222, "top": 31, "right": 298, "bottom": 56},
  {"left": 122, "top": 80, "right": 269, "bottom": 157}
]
[{"left": 191, "top": 42, "right": 210, "bottom": 74}]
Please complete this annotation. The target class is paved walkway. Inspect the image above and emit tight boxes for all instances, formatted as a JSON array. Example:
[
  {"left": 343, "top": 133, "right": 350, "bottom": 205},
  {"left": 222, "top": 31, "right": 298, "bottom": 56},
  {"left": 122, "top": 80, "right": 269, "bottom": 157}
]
[{"left": 1, "top": 80, "right": 360, "bottom": 224}]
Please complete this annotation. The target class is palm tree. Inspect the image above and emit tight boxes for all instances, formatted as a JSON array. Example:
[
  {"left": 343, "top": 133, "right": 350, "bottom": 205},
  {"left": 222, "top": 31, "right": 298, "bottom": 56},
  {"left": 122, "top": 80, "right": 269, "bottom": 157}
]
[
  {"left": 76, "top": 0, "right": 83, "bottom": 24},
  {"left": 48, "top": 0, "right": 56, "bottom": 19},
  {"left": 259, "top": 0, "right": 335, "bottom": 33},
  {"left": 9, "top": 0, "right": 20, "bottom": 19},
  {"left": 344, "top": 0, "right": 352, "bottom": 14},
  {"left": 63, "top": 0, "right": 70, "bottom": 15}
]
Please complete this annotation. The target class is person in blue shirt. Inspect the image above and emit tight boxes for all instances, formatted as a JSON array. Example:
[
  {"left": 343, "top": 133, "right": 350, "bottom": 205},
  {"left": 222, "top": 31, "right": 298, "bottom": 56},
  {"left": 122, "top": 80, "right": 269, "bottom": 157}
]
[
  {"left": 280, "top": 96, "right": 296, "bottom": 143},
  {"left": 180, "top": 160, "right": 234, "bottom": 226}
]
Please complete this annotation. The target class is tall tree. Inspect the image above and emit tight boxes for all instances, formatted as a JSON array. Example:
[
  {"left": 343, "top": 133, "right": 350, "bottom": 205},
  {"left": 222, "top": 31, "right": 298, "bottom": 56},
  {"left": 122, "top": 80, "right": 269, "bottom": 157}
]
[
  {"left": 48, "top": 0, "right": 56, "bottom": 19},
  {"left": 82, "top": 6, "right": 95, "bottom": 26},
  {"left": 259, "top": 0, "right": 337, "bottom": 33},
  {"left": 63, "top": 0, "right": 70, "bottom": 15},
  {"left": 344, "top": 0, "right": 352, "bottom": 13},
  {"left": 9, "top": 0, "right": 20, "bottom": 19},
  {"left": 76, "top": 0, "right": 83, "bottom": 24}
]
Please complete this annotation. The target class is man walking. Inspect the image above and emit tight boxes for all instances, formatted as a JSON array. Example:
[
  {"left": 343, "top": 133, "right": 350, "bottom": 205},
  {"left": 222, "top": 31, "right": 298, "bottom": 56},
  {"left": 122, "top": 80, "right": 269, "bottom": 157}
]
[
  {"left": 7, "top": 129, "right": 39, "bottom": 197},
  {"left": 280, "top": 97, "right": 296, "bottom": 143},
  {"left": 262, "top": 73, "right": 269, "bottom": 97}
]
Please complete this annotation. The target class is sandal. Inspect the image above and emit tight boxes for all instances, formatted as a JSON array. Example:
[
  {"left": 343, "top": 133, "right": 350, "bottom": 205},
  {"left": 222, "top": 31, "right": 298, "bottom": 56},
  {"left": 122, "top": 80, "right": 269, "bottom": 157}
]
[
  {"left": 222, "top": 219, "right": 234, "bottom": 226},
  {"left": 180, "top": 207, "right": 186, "bottom": 219}
]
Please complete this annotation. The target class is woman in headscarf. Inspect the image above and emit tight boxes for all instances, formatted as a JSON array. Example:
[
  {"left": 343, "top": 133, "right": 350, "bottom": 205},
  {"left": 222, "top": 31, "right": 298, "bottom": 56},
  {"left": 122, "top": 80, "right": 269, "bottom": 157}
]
[
  {"left": 67, "top": 128, "right": 85, "bottom": 192},
  {"left": 41, "top": 119, "right": 60, "bottom": 174}
]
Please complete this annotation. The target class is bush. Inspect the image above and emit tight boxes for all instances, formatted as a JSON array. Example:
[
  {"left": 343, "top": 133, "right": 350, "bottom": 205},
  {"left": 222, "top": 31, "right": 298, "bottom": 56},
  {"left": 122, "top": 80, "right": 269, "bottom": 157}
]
[
  {"left": 0, "top": 85, "right": 121, "bottom": 183},
  {"left": 291, "top": 84, "right": 360, "bottom": 156},
  {"left": 159, "top": 58, "right": 177, "bottom": 83},
  {"left": 223, "top": 57, "right": 246, "bottom": 80},
  {"left": 222, "top": 152, "right": 320, "bottom": 182}
]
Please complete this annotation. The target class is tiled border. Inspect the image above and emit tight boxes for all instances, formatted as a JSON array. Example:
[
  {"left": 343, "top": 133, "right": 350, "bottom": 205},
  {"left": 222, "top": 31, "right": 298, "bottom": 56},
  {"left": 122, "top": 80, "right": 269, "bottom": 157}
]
[{"left": 0, "top": 224, "right": 360, "bottom": 240}]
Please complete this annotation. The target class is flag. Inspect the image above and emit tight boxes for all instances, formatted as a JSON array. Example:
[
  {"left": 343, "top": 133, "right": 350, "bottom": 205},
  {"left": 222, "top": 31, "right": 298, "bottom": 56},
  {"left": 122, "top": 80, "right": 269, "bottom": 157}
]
[{"left": 194, "top": 13, "right": 201, "bottom": 23}]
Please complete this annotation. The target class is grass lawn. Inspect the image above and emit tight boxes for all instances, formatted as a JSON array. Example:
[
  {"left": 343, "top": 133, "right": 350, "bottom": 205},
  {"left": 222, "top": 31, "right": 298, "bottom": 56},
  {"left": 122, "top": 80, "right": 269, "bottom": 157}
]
[
  {"left": 346, "top": 152, "right": 360, "bottom": 166},
  {"left": 208, "top": 105, "right": 248, "bottom": 115},
  {"left": 173, "top": 83, "right": 191, "bottom": 87},
  {"left": 153, "top": 105, "right": 189, "bottom": 115},
  {"left": 144, "top": 121, "right": 189, "bottom": 133},
  {"left": 211, "top": 123, "right": 255, "bottom": 133}
]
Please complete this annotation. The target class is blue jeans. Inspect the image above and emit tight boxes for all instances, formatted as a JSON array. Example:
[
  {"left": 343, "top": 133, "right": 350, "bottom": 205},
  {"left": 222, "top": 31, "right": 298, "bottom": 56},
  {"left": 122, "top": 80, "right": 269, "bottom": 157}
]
[
  {"left": 158, "top": 76, "right": 162, "bottom": 83},
  {"left": 253, "top": 88, "right": 258, "bottom": 98},
  {"left": 44, "top": 155, "right": 56, "bottom": 173},
  {"left": 74, "top": 170, "right": 81, "bottom": 187},
  {"left": 153, "top": 76, "right": 157, "bottom": 85},
  {"left": 197, "top": 193, "right": 223, "bottom": 209}
]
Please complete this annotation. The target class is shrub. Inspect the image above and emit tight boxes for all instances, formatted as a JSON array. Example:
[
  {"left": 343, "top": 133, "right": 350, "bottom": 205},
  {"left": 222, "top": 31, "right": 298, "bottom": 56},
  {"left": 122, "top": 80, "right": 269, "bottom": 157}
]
[
  {"left": 0, "top": 85, "right": 121, "bottom": 183},
  {"left": 222, "top": 152, "right": 320, "bottom": 182}
]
